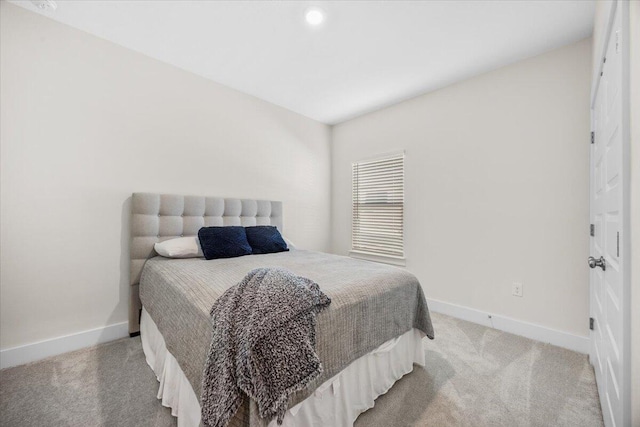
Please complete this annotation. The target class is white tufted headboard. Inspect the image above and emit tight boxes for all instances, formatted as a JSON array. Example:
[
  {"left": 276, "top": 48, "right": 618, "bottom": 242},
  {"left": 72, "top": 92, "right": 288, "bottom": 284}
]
[{"left": 129, "top": 193, "right": 283, "bottom": 334}]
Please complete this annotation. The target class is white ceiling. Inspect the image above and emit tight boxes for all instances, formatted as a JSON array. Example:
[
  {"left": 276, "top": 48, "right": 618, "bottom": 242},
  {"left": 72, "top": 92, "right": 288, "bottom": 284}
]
[{"left": 10, "top": 0, "right": 595, "bottom": 124}]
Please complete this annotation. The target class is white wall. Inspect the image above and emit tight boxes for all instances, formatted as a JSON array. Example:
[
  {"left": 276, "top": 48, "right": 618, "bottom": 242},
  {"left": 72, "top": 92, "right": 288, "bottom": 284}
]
[
  {"left": 0, "top": 2, "right": 331, "bottom": 350},
  {"left": 332, "top": 38, "right": 592, "bottom": 338},
  {"left": 592, "top": 0, "right": 614, "bottom": 76}
]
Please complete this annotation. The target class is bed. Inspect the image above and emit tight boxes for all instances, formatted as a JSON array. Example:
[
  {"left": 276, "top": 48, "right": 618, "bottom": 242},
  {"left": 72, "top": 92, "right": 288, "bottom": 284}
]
[{"left": 130, "top": 193, "right": 434, "bottom": 427}]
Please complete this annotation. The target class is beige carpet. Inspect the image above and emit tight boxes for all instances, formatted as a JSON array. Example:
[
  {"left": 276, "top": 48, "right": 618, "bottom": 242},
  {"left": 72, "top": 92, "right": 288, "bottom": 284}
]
[{"left": 0, "top": 313, "right": 603, "bottom": 427}]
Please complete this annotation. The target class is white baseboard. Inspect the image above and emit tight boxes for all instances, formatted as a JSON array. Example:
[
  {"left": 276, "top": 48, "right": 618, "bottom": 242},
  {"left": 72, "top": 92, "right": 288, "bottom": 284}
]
[
  {"left": 426, "top": 298, "right": 590, "bottom": 354},
  {"left": 0, "top": 301, "right": 589, "bottom": 369},
  {"left": 0, "top": 321, "right": 129, "bottom": 369}
]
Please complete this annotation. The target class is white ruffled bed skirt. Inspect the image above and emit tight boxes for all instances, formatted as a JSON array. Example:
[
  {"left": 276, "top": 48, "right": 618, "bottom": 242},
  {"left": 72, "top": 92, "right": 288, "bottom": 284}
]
[{"left": 141, "top": 308, "right": 425, "bottom": 427}]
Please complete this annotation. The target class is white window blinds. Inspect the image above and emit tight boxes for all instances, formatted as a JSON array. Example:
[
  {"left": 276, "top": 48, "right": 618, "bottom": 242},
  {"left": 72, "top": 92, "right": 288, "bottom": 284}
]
[{"left": 351, "top": 152, "right": 404, "bottom": 259}]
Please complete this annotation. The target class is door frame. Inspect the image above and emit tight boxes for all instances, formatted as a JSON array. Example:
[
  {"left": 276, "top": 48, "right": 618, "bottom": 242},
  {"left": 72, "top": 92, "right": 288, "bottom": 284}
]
[{"left": 589, "top": 1, "right": 632, "bottom": 426}]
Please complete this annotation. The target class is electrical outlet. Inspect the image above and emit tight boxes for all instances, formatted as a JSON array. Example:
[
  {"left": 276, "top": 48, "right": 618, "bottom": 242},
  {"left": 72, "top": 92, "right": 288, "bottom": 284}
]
[{"left": 512, "top": 282, "right": 523, "bottom": 297}]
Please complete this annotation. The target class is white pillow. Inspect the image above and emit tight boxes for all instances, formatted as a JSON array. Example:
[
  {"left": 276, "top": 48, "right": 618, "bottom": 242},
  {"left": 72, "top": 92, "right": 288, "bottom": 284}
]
[
  {"left": 283, "top": 236, "right": 297, "bottom": 250},
  {"left": 154, "top": 236, "right": 203, "bottom": 258}
]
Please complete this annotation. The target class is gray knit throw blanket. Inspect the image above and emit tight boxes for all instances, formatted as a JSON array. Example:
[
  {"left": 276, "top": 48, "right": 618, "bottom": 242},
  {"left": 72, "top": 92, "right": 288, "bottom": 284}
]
[{"left": 200, "top": 267, "right": 332, "bottom": 427}]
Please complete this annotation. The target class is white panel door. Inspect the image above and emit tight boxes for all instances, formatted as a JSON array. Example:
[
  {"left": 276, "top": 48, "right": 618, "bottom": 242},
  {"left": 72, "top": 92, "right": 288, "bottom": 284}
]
[{"left": 589, "top": 4, "right": 627, "bottom": 427}]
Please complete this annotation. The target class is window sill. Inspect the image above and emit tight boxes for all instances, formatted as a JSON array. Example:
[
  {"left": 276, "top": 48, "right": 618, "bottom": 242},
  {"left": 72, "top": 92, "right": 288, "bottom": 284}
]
[{"left": 349, "top": 250, "right": 406, "bottom": 267}]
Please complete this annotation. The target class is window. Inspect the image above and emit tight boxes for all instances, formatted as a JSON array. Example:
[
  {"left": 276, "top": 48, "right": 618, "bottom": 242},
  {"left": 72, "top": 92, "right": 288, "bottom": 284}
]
[{"left": 351, "top": 152, "right": 405, "bottom": 264}]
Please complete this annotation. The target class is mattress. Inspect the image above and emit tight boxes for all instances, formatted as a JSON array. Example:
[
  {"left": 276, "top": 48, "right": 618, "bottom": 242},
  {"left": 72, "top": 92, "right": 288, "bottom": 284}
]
[{"left": 139, "top": 250, "right": 434, "bottom": 426}]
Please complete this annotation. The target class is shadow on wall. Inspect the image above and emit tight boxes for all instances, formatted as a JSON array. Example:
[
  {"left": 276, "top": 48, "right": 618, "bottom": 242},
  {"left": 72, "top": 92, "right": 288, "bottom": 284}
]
[{"left": 120, "top": 196, "right": 133, "bottom": 336}]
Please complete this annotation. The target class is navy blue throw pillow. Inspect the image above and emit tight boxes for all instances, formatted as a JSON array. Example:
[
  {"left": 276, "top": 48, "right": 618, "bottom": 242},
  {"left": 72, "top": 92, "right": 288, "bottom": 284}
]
[
  {"left": 245, "top": 226, "right": 289, "bottom": 255},
  {"left": 197, "top": 226, "right": 253, "bottom": 260}
]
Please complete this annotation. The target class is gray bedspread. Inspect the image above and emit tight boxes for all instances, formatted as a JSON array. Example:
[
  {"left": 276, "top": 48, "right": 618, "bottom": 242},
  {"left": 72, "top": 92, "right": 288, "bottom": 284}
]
[{"left": 139, "top": 250, "right": 434, "bottom": 427}]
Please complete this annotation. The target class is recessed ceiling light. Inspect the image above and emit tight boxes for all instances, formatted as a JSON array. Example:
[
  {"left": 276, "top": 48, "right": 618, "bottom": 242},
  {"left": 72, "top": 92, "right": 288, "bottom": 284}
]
[
  {"left": 305, "top": 7, "right": 325, "bottom": 26},
  {"left": 31, "top": 0, "right": 57, "bottom": 11}
]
